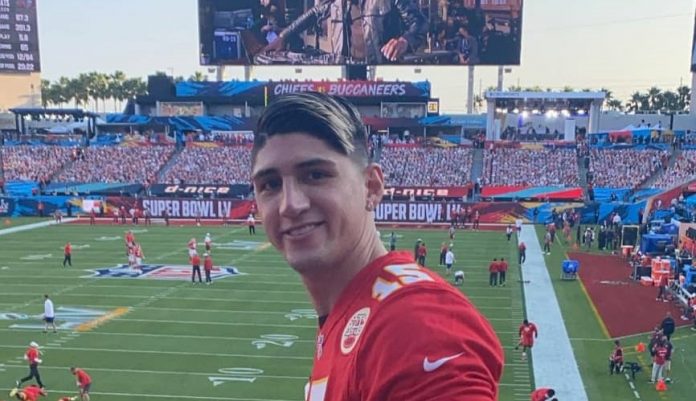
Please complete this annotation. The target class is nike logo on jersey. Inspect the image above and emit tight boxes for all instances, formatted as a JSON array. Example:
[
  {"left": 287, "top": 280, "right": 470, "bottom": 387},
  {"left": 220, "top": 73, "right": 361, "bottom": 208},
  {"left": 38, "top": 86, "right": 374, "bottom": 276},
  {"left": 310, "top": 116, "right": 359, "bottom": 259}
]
[{"left": 423, "top": 352, "right": 464, "bottom": 372}]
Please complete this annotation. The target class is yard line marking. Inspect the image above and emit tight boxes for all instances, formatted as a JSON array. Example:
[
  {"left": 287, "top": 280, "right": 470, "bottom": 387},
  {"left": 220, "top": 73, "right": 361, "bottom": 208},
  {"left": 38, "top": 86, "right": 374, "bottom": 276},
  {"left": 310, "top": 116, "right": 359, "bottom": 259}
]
[
  {"left": 0, "top": 364, "right": 308, "bottom": 379},
  {"left": 0, "top": 387, "right": 299, "bottom": 401},
  {"left": 112, "top": 318, "right": 317, "bottom": 328},
  {"left": 0, "top": 344, "right": 313, "bottom": 360},
  {"left": 0, "top": 328, "right": 316, "bottom": 343}
]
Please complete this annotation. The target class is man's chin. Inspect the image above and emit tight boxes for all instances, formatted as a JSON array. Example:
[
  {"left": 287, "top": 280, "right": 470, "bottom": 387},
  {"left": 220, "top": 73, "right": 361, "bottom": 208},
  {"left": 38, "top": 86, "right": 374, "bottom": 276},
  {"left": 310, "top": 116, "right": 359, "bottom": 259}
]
[{"left": 285, "top": 252, "right": 327, "bottom": 275}]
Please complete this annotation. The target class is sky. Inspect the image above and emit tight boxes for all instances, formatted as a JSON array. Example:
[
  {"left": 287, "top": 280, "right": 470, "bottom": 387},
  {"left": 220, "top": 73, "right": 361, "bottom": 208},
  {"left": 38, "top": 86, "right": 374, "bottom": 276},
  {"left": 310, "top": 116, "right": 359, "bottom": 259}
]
[{"left": 35, "top": 0, "right": 696, "bottom": 113}]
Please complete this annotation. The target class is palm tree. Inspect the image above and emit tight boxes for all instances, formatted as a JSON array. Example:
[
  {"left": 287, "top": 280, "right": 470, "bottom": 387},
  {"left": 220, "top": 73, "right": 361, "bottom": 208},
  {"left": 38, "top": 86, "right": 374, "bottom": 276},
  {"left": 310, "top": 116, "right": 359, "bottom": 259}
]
[
  {"left": 660, "top": 91, "right": 679, "bottom": 113},
  {"left": 188, "top": 71, "right": 208, "bottom": 82},
  {"left": 109, "top": 71, "right": 127, "bottom": 112},
  {"left": 562, "top": 86, "right": 574, "bottom": 92},
  {"left": 647, "top": 86, "right": 661, "bottom": 110},
  {"left": 473, "top": 95, "right": 484, "bottom": 112},
  {"left": 677, "top": 85, "right": 690, "bottom": 111},
  {"left": 626, "top": 91, "right": 643, "bottom": 113},
  {"left": 606, "top": 99, "right": 623, "bottom": 112},
  {"left": 40, "top": 79, "right": 52, "bottom": 108}
]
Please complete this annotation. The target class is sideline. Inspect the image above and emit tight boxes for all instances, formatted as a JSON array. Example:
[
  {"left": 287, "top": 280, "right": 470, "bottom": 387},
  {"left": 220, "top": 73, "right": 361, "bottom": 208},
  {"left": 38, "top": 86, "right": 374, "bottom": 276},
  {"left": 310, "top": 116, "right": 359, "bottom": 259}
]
[
  {"left": 518, "top": 224, "right": 588, "bottom": 401},
  {"left": 0, "top": 218, "right": 76, "bottom": 236}
]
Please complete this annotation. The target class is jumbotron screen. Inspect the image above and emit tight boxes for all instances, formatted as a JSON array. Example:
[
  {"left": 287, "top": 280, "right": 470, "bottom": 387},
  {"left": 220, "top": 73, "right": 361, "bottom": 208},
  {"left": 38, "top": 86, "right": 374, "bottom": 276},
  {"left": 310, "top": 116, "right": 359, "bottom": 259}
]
[
  {"left": 0, "top": 0, "right": 41, "bottom": 73},
  {"left": 198, "top": 0, "right": 523, "bottom": 66}
]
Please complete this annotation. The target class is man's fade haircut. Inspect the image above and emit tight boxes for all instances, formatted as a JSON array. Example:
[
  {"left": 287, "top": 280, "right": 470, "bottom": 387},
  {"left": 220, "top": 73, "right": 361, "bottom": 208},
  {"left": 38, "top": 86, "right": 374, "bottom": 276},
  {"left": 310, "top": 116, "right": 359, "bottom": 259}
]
[{"left": 252, "top": 92, "right": 369, "bottom": 166}]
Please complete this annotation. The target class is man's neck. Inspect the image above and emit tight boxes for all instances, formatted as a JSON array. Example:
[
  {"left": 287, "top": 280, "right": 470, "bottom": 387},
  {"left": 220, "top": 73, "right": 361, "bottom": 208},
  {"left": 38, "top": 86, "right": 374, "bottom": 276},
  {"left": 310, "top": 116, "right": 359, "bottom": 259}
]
[{"left": 302, "top": 229, "right": 387, "bottom": 317}]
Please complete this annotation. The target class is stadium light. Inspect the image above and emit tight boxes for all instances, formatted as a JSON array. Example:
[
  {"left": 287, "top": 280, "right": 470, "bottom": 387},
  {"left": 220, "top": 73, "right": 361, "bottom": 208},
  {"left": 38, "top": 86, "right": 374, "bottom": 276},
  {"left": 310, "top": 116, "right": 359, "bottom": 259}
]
[
  {"left": 512, "top": 108, "right": 520, "bottom": 114},
  {"left": 577, "top": 109, "right": 586, "bottom": 115},
  {"left": 545, "top": 110, "right": 558, "bottom": 119},
  {"left": 561, "top": 109, "right": 570, "bottom": 117},
  {"left": 521, "top": 111, "right": 530, "bottom": 119},
  {"left": 532, "top": 109, "right": 540, "bottom": 115}
]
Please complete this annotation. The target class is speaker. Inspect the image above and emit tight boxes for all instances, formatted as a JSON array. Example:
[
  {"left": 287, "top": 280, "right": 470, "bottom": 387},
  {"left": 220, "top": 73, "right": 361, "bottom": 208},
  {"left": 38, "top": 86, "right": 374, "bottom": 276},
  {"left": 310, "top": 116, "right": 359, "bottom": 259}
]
[
  {"left": 148, "top": 75, "right": 176, "bottom": 98},
  {"left": 346, "top": 65, "right": 368, "bottom": 80}
]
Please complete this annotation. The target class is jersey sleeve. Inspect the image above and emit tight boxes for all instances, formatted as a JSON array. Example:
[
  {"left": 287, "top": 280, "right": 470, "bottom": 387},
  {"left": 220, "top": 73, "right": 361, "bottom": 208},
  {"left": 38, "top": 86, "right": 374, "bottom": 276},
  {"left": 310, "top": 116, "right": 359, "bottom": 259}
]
[{"left": 354, "top": 286, "right": 503, "bottom": 401}]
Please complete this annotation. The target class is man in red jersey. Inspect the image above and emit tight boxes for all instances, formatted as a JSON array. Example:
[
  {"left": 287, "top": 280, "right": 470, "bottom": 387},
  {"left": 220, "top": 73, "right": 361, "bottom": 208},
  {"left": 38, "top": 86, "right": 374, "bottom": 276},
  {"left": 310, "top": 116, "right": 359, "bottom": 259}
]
[
  {"left": 488, "top": 258, "right": 499, "bottom": 287},
  {"left": 62, "top": 242, "right": 72, "bottom": 267},
  {"left": 203, "top": 253, "right": 213, "bottom": 284},
  {"left": 70, "top": 367, "right": 91, "bottom": 401},
  {"left": 516, "top": 319, "right": 538, "bottom": 360},
  {"left": 16, "top": 342, "right": 43, "bottom": 389},
  {"left": 9, "top": 385, "right": 46, "bottom": 401},
  {"left": 191, "top": 252, "right": 202, "bottom": 284},
  {"left": 251, "top": 92, "right": 503, "bottom": 401}
]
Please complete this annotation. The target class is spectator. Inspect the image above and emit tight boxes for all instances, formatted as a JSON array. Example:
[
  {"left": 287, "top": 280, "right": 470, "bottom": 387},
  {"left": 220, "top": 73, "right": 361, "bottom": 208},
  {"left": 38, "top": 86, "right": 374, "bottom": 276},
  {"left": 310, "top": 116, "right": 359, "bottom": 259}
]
[{"left": 483, "top": 148, "right": 579, "bottom": 186}]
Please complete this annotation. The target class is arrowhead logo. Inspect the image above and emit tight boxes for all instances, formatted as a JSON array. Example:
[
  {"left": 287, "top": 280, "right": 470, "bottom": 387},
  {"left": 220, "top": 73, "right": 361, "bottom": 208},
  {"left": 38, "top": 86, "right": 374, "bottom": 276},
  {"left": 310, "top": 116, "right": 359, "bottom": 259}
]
[{"left": 423, "top": 352, "right": 464, "bottom": 372}]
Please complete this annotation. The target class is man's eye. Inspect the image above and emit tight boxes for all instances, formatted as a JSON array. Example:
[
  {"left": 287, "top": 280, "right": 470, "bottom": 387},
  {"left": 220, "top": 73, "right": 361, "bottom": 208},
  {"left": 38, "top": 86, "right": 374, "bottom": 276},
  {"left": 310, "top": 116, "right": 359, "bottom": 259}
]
[
  {"left": 259, "top": 179, "right": 281, "bottom": 192},
  {"left": 308, "top": 171, "right": 329, "bottom": 180}
]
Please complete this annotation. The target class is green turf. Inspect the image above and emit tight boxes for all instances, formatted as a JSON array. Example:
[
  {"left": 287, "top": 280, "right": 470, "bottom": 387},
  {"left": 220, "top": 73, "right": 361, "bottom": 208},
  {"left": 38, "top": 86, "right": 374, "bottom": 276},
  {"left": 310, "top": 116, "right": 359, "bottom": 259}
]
[
  {"left": 0, "top": 220, "right": 526, "bottom": 400},
  {"left": 536, "top": 226, "right": 696, "bottom": 401}
]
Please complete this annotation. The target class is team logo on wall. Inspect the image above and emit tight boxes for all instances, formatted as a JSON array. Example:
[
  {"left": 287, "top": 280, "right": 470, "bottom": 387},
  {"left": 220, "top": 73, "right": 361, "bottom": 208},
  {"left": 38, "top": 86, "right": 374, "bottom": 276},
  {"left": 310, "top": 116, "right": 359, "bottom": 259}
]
[{"left": 85, "top": 264, "right": 240, "bottom": 281}]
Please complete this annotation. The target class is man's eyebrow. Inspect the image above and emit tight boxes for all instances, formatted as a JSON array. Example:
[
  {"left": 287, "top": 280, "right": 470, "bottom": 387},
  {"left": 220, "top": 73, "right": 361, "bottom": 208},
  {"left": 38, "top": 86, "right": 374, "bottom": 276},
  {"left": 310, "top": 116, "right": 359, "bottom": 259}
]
[{"left": 252, "top": 158, "right": 337, "bottom": 181}]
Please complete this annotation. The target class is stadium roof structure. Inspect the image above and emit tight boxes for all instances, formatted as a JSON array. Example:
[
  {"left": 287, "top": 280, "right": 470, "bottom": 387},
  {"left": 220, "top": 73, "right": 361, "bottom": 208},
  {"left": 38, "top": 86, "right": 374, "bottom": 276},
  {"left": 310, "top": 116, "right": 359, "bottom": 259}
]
[
  {"left": 483, "top": 91, "right": 606, "bottom": 140},
  {"left": 9, "top": 107, "right": 99, "bottom": 137}
]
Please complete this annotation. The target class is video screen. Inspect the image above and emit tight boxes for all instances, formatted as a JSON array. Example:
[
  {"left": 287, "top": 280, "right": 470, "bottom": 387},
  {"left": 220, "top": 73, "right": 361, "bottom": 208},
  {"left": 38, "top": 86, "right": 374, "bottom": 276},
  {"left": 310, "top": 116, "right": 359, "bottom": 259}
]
[
  {"left": 0, "top": 0, "right": 41, "bottom": 73},
  {"left": 198, "top": 0, "right": 523, "bottom": 66}
]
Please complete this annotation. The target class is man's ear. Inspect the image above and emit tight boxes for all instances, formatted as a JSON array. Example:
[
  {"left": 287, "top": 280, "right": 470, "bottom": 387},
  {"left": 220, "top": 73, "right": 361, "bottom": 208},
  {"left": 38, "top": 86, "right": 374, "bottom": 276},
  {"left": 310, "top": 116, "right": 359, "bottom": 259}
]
[{"left": 364, "top": 163, "right": 385, "bottom": 209}]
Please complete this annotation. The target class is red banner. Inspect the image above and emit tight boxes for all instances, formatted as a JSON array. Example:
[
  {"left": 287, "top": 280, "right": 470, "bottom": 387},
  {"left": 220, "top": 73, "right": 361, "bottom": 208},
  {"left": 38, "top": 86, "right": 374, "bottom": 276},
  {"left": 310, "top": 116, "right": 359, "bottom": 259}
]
[
  {"left": 375, "top": 201, "right": 529, "bottom": 223},
  {"left": 105, "top": 197, "right": 254, "bottom": 219}
]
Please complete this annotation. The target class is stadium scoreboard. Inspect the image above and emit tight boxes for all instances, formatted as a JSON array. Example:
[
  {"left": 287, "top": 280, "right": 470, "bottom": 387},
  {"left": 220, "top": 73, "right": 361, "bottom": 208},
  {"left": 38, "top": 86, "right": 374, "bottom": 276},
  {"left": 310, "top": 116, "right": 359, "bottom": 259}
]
[{"left": 0, "top": 0, "right": 40, "bottom": 73}]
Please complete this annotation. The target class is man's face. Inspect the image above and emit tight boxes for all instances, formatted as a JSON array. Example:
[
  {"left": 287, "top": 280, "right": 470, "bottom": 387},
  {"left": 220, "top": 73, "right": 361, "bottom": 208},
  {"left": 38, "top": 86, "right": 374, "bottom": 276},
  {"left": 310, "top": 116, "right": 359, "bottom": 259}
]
[{"left": 252, "top": 133, "right": 380, "bottom": 274}]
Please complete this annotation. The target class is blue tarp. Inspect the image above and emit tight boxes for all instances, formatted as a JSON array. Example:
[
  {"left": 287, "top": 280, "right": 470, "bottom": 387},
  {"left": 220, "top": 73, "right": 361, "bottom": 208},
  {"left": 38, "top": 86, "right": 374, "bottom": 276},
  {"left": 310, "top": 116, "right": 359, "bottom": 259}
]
[{"left": 640, "top": 233, "right": 673, "bottom": 254}]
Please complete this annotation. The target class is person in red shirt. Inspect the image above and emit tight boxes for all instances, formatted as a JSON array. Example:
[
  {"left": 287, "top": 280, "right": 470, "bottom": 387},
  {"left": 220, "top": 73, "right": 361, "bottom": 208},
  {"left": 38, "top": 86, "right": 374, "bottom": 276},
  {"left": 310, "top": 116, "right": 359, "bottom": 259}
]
[
  {"left": 9, "top": 385, "right": 46, "bottom": 401},
  {"left": 518, "top": 241, "right": 526, "bottom": 265},
  {"left": 656, "top": 274, "right": 668, "bottom": 302},
  {"left": 488, "top": 258, "right": 499, "bottom": 287},
  {"left": 498, "top": 258, "right": 509, "bottom": 287},
  {"left": 251, "top": 93, "right": 503, "bottom": 401},
  {"left": 191, "top": 252, "right": 202, "bottom": 284},
  {"left": 89, "top": 209, "right": 96, "bottom": 225},
  {"left": 63, "top": 242, "right": 72, "bottom": 267},
  {"left": 609, "top": 339, "right": 624, "bottom": 374},
  {"left": 651, "top": 340, "right": 669, "bottom": 383},
  {"left": 16, "top": 342, "right": 43, "bottom": 389},
  {"left": 203, "top": 253, "right": 213, "bottom": 285},
  {"left": 417, "top": 242, "right": 427, "bottom": 266},
  {"left": 516, "top": 319, "right": 538, "bottom": 360},
  {"left": 70, "top": 367, "right": 92, "bottom": 401},
  {"left": 530, "top": 388, "right": 555, "bottom": 401}
]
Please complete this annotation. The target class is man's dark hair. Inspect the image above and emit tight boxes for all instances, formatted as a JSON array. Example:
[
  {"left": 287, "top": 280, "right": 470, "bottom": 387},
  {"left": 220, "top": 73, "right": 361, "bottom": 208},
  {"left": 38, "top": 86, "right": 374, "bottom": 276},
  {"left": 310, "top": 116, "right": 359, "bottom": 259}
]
[
  {"left": 547, "top": 389, "right": 556, "bottom": 396},
  {"left": 253, "top": 92, "right": 369, "bottom": 166}
]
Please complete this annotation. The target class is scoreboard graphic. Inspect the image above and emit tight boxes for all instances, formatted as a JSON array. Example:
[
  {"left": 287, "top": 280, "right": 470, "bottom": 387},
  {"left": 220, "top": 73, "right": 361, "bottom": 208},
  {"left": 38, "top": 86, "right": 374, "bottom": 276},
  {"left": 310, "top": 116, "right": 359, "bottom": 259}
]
[{"left": 0, "top": 0, "right": 41, "bottom": 73}]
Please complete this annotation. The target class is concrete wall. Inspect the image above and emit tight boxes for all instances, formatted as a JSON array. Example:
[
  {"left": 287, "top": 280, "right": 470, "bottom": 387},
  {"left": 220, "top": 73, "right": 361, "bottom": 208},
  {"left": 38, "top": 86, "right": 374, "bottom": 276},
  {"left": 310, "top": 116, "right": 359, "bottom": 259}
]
[{"left": 0, "top": 72, "right": 41, "bottom": 111}]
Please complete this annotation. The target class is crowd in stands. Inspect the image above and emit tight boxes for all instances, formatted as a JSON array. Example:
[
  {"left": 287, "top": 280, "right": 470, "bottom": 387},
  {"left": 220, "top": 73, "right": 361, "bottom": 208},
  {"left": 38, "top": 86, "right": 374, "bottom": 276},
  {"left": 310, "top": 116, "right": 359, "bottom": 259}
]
[
  {"left": 588, "top": 149, "right": 667, "bottom": 189},
  {"left": 54, "top": 146, "right": 175, "bottom": 184},
  {"left": 162, "top": 146, "right": 251, "bottom": 185},
  {"left": 0, "top": 145, "right": 76, "bottom": 182},
  {"left": 482, "top": 148, "right": 579, "bottom": 186},
  {"left": 650, "top": 150, "right": 696, "bottom": 190},
  {"left": 184, "top": 132, "right": 254, "bottom": 145},
  {"left": 380, "top": 146, "right": 473, "bottom": 187}
]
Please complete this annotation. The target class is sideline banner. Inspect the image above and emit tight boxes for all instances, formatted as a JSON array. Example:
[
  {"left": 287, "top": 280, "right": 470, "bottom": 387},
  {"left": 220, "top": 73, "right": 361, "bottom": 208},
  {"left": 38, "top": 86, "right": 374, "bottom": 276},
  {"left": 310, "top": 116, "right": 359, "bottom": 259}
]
[
  {"left": 135, "top": 198, "right": 254, "bottom": 219},
  {"left": 0, "top": 197, "right": 15, "bottom": 216}
]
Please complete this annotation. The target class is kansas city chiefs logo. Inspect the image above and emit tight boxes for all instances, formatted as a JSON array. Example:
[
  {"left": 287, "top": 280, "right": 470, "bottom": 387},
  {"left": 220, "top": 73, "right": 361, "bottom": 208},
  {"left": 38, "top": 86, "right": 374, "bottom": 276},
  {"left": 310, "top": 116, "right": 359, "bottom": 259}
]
[{"left": 341, "top": 307, "right": 370, "bottom": 355}]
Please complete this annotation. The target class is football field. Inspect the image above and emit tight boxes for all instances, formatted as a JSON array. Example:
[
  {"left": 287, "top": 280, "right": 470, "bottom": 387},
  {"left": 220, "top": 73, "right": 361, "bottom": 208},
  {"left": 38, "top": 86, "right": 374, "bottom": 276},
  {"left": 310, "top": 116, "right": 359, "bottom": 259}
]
[{"left": 0, "top": 219, "right": 530, "bottom": 400}]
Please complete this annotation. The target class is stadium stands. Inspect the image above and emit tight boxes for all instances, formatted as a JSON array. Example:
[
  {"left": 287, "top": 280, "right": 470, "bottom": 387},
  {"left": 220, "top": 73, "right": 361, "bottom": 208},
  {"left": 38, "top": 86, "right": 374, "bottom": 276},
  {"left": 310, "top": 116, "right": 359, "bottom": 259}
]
[
  {"left": 380, "top": 146, "right": 473, "bottom": 187},
  {"left": 162, "top": 145, "right": 251, "bottom": 185},
  {"left": 482, "top": 148, "right": 579, "bottom": 186},
  {"left": 588, "top": 148, "right": 667, "bottom": 189},
  {"left": 54, "top": 145, "right": 175, "bottom": 184},
  {"left": 0, "top": 145, "right": 76, "bottom": 182},
  {"left": 650, "top": 150, "right": 696, "bottom": 190}
]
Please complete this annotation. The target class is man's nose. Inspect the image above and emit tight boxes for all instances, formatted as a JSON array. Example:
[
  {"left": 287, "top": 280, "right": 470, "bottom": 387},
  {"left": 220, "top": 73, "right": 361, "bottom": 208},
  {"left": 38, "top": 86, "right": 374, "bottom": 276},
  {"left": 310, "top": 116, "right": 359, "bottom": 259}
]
[{"left": 280, "top": 180, "right": 310, "bottom": 217}]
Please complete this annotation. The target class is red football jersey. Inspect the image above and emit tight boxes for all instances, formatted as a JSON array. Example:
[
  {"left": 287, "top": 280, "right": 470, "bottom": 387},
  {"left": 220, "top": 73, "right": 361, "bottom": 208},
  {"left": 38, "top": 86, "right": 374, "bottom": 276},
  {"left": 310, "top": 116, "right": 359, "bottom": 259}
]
[
  {"left": 22, "top": 385, "right": 45, "bottom": 401},
  {"left": 306, "top": 251, "right": 503, "bottom": 401},
  {"left": 530, "top": 388, "right": 552, "bottom": 401},
  {"left": 519, "top": 323, "right": 538, "bottom": 347},
  {"left": 75, "top": 368, "right": 92, "bottom": 386}
]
